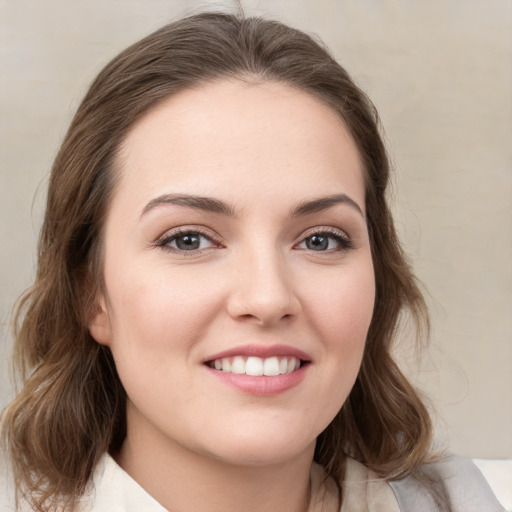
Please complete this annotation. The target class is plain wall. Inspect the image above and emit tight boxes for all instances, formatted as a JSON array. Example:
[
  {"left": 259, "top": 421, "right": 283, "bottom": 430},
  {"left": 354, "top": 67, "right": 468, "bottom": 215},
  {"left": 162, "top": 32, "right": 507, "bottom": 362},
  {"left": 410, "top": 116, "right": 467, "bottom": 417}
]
[{"left": 1, "top": 0, "right": 511, "bottom": 465}]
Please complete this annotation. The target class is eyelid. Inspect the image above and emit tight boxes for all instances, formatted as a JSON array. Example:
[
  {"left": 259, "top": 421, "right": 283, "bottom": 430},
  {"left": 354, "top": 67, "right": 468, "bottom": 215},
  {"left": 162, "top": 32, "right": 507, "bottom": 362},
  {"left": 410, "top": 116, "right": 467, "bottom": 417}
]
[
  {"left": 154, "top": 226, "right": 223, "bottom": 253},
  {"left": 294, "top": 226, "right": 354, "bottom": 251}
]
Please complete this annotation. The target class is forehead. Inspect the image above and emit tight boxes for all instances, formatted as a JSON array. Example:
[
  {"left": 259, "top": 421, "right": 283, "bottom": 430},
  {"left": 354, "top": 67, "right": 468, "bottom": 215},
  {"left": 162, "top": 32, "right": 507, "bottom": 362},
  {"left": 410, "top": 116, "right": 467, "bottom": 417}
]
[{"left": 114, "top": 79, "right": 365, "bottom": 212}]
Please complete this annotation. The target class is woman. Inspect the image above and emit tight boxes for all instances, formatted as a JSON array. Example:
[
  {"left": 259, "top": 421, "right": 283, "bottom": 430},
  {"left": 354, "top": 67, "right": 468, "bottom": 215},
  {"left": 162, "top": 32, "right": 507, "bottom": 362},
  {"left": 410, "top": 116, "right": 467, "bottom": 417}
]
[{"left": 1, "top": 11, "right": 504, "bottom": 512}]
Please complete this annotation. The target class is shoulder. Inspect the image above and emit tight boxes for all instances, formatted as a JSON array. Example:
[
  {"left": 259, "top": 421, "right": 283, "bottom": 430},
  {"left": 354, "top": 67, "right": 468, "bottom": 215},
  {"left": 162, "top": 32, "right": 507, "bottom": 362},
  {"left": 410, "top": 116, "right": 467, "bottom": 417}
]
[{"left": 389, "top": 455, "right": 506, "bottom": 512}]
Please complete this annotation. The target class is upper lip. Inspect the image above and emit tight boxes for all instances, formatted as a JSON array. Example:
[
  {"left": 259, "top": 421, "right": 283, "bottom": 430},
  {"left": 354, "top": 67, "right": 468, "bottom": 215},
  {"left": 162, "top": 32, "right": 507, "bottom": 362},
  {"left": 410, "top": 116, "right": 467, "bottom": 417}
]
[{"left": 203, "top": 344, "right": 312, "bottom": 363}]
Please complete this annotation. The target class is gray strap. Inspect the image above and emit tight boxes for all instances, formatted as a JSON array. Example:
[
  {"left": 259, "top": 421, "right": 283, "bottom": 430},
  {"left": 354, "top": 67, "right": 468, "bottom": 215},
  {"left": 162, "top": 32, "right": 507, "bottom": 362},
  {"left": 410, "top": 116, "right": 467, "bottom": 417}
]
[
  {"left": 389, "top": 474, "right": 439, "bottom": 511},
  {"left": 389, "top": 456, "right": 506, "bottom": 512}
]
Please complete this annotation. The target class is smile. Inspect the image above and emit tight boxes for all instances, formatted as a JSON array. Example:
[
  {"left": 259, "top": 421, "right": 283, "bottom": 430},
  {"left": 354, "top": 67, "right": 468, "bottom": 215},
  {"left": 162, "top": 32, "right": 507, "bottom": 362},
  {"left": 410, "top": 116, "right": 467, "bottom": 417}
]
[
  {"left": 203, "top": 345, "right": 311, "bottom": 395},
  {"left": 207, "top": 356, "right": 302, "bottom": 376}
]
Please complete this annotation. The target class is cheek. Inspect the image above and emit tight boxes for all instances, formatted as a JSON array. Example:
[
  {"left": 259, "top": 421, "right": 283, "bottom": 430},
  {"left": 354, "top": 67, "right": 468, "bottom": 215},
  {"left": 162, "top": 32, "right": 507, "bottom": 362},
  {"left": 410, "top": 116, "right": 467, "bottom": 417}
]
[
  {"left": 103, "top": 267, "right": 226, "bottom": 404},
  {"left": 300, "top": 258, "right": 375, "bottom": 401},
  {"left": 293, "top": 261, "right": 374, "bottom": 437},
  {"left": 305, "top": 261, "right": 375, "bottom": 342},
  {"left": 104, "top": 272, "right": 218, "bottom": 407},
  {"left": 106, "top": 263, "right": 223, "bottom": 346}
]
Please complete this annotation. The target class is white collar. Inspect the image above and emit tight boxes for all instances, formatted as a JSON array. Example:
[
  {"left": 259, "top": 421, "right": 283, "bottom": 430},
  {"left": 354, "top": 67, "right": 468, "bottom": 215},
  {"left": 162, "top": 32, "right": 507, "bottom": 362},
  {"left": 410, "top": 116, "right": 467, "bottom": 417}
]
[
  {"left": 81, "top": 453, "right": 167, "bottom": 512},
  {"left": 80, "top": 453, "right": 398, "bottom": 512}
]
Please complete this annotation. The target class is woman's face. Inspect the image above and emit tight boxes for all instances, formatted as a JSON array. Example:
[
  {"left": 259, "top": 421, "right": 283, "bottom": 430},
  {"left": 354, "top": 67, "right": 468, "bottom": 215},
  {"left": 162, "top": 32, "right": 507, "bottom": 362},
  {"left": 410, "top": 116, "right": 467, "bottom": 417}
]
[{"left": 89, "top": 80, "right": 375, "bottom": 467}]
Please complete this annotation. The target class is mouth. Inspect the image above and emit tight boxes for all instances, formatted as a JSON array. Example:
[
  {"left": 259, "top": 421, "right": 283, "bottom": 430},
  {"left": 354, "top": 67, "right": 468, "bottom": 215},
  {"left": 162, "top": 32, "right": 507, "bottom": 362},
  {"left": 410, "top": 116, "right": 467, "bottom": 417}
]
[
  {"left": 205, "top": 355, "right": 308, "bottom": 376},
  {"left": 203, "top": 345, "right": 311, "bottom": 396}
]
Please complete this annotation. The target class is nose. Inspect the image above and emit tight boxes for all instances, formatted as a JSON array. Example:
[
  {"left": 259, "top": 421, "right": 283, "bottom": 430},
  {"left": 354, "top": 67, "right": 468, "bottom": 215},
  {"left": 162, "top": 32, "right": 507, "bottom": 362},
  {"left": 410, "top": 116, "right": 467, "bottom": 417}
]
[{"left": 226, "top": 249, "right": 301, "bottom": 326}]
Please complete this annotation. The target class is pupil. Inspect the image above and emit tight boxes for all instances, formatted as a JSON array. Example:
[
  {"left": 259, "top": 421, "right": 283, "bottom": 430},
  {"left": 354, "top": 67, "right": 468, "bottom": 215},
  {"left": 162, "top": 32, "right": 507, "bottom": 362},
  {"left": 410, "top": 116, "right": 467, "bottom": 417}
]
[
  {"left": 176, "top": 234, "right": 200, "bottom": 250},
  {"left": 307, "top": 235, "right": 328, "bottom": 251}
]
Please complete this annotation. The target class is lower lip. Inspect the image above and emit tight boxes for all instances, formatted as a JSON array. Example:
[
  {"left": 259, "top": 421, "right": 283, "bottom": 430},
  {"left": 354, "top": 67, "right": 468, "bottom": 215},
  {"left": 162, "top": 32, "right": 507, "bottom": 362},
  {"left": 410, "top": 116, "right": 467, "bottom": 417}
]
[{"left": 205, "top": 364, "right": 309, "bottom": 396}]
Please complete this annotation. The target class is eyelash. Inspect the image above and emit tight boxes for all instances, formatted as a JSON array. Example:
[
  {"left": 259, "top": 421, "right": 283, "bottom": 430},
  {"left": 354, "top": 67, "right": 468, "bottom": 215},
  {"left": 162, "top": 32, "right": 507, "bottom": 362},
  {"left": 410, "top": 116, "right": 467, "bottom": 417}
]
[
  {"left": 155, "top": 226, "right": 354, "bottom": 255},
  {"left": 296, "top": 227, "right": 354, "bottom": 253},
  {"left": 155, "top": 228, "right": 222, "bottom": 254}
]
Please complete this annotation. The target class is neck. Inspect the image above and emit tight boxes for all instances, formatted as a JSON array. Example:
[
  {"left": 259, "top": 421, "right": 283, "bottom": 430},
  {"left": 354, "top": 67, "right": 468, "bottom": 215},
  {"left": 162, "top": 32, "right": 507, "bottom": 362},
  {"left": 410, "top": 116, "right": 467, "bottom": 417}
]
[{"left": 116, "top": 409, "right": 316, "bottom": 512}]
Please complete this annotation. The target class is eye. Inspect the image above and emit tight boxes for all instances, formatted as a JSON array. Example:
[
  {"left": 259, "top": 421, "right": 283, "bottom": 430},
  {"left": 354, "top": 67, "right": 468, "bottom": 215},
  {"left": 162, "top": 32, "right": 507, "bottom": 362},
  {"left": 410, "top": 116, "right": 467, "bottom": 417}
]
[
  {"left": 296, "top": 230, "right": 353, "bottom": 252},
  {"left": 157, "top": 229, "right": 219, "bottom": 253}
]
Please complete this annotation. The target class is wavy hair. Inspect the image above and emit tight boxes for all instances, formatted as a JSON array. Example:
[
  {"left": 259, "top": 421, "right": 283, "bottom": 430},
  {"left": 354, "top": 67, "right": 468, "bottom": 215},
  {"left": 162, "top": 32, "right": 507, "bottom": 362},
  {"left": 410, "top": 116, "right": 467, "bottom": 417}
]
[{"left": 1, "top": 11, "right": 432, "bottom": 511}]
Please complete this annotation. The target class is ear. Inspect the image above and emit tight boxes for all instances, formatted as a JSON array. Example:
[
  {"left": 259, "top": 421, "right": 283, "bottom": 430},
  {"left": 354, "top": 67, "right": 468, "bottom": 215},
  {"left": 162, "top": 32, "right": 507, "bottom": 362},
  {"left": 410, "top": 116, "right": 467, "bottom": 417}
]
[{"left": 88, "top": 294, "right": 113, "bottom": 346}]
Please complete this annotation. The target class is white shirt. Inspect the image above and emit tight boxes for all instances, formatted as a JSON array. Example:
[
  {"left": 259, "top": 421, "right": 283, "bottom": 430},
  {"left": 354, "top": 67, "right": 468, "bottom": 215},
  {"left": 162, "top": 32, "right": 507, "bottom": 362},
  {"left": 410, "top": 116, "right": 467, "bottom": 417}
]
[{"left": 79, "top": 454, "right": 400, "bottom": 512}]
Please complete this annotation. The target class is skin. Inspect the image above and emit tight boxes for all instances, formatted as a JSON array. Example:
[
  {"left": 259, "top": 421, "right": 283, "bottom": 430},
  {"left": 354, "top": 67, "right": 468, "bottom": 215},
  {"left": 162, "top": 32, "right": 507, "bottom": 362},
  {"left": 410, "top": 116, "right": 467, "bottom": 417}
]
[{"left": 89, "top": 80, "right": 375, "bottom": 512}]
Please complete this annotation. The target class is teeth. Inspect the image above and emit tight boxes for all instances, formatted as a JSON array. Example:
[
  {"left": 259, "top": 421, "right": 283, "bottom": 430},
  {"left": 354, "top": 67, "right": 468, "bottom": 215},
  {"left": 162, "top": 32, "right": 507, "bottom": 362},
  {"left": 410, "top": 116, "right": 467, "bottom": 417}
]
[
  {"left": 245, "top": 356, "right": 263, "bottom": 376},
  {"left": 211, "top": 356, "right": 302, "bottom": 376},
  {"left": 263, "top": 357, "right": 280, "bottom": 376},
  {"left": 232, "top": 356, "right": 246, "bottom": 374}
]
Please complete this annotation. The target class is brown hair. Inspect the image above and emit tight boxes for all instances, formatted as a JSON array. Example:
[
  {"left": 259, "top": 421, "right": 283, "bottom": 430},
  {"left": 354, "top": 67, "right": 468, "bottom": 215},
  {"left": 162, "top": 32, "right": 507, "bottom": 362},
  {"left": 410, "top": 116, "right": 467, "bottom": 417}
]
[{"left": 1, "top": 11, "right": 432, "bottom": 510}]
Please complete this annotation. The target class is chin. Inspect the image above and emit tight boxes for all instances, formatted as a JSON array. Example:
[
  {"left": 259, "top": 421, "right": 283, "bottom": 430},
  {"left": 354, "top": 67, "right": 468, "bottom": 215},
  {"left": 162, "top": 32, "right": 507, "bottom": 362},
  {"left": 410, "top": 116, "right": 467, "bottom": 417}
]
[{"left": 200, "top": 428, "right": 316, "bottom": 467}]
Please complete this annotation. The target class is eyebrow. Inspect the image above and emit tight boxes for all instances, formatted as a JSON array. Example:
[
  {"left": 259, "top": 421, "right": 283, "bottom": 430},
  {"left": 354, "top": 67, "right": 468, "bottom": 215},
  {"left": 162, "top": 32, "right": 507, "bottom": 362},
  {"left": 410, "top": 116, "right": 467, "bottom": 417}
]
[
  {"left": 291, "top": 194, "right": 364, "bottom": 218},
  {"left": 140, "top": 192, "right": 364, "bottom": 219},
  {"left": 141, "top": 193, "right": 237, "bottom": 218}
]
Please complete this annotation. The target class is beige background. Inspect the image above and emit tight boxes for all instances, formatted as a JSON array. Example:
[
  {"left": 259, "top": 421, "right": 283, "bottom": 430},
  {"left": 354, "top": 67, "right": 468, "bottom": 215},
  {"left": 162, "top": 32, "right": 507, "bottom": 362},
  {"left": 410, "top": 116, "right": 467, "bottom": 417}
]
[{"left": 1, "top": 0, "right": 511, "bottom": 466}]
